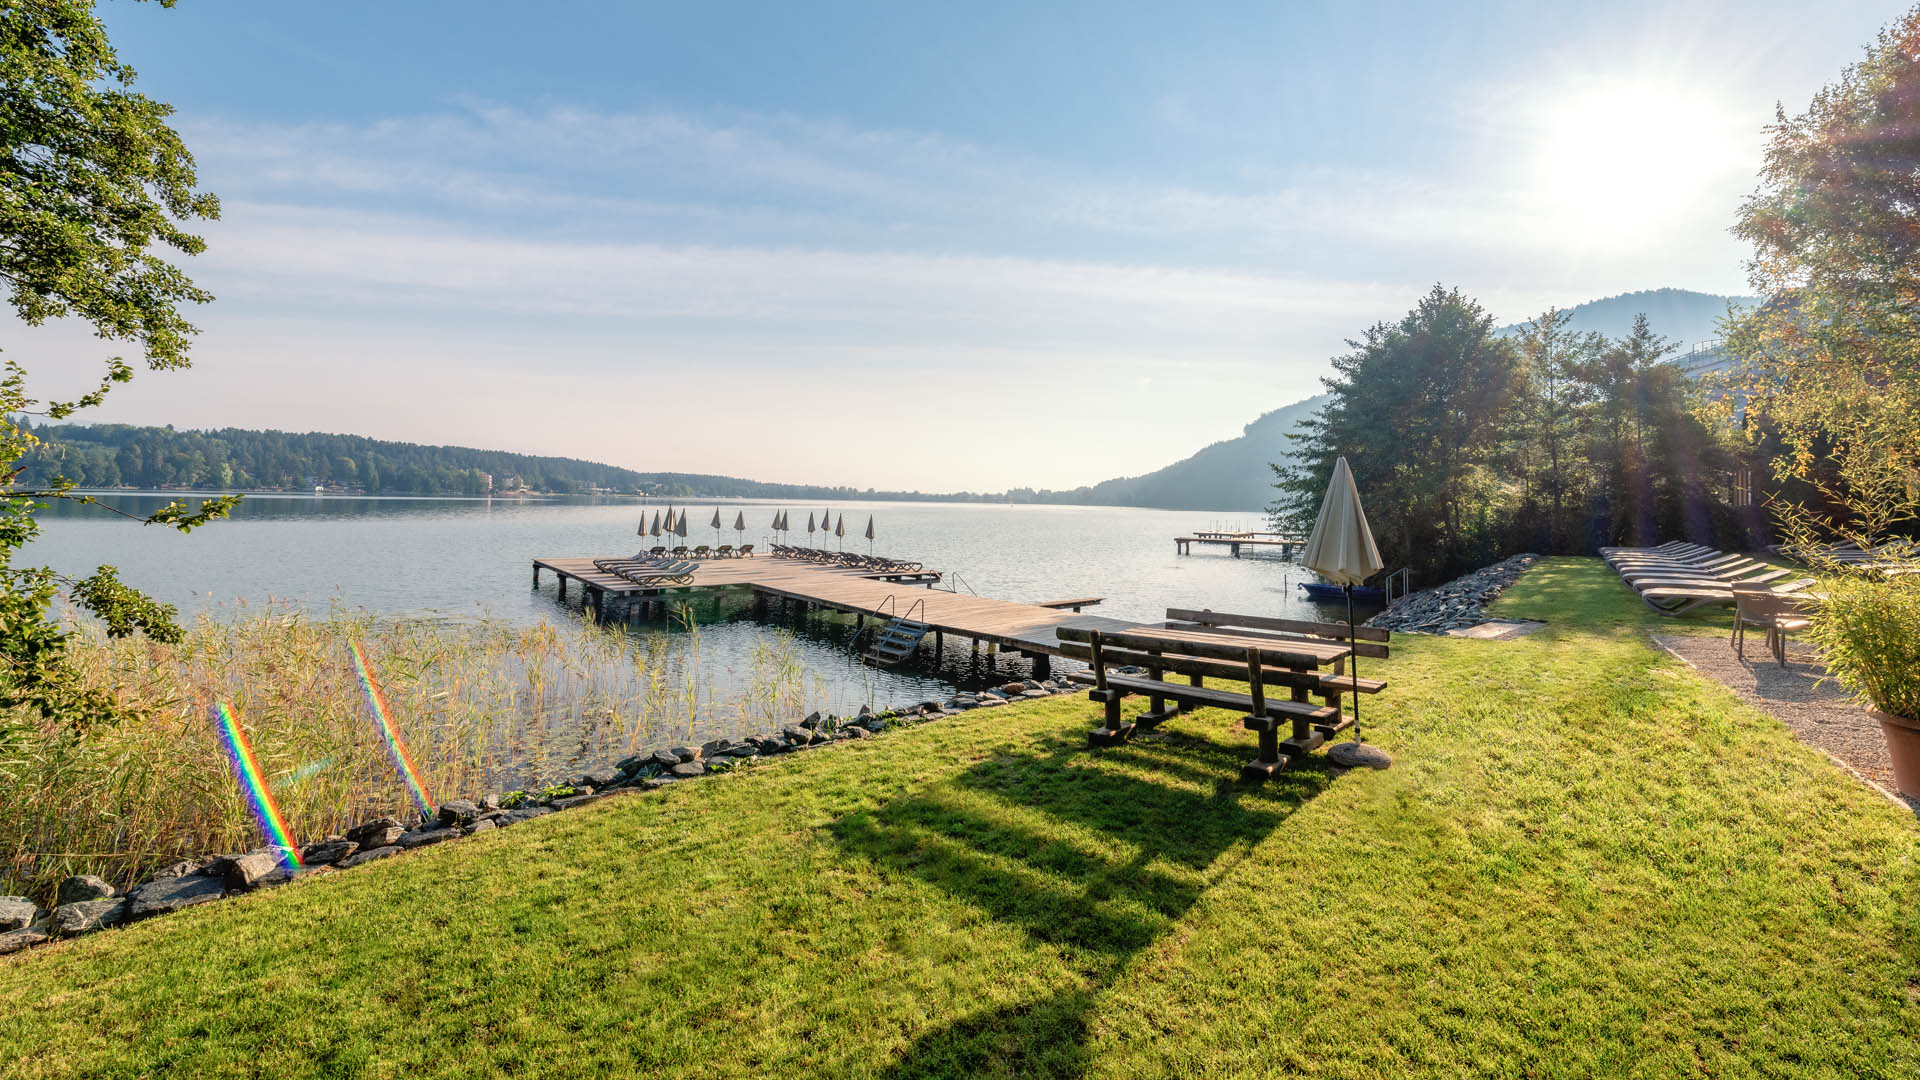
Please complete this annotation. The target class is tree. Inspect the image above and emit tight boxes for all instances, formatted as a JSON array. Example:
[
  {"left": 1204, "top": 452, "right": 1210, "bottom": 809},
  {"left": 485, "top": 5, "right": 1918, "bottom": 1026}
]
[
  {"left": 1271, "top": 285, "right": 1523, "bottom": 579},
  {"left": 1, "top": 0, "right": 234, "bottom": 724},
  {"left": 1723, "top": 5, "right": 1920, "bottom": 542},
  {"left": 1511, "top": 307, "right": 1602, "bottom": 551}
]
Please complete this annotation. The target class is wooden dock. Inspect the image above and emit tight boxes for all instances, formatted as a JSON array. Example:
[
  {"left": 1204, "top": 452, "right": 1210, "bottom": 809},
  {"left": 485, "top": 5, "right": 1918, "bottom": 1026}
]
[
  {"left": 531, "top": 556, "right": 1138, "bottom": 675},
  {"left": 1174, "top": 531, "right": 1305, "bottom": 557}
]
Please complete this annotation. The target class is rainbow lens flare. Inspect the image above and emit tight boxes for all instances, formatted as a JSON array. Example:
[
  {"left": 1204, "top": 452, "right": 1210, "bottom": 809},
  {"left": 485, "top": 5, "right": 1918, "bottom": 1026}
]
[
  {"left": 349, "top": 640, "right": 433, "bottom": 814},
  {"left": 212, "top": 702, "right": 301, "bottom": 867}
]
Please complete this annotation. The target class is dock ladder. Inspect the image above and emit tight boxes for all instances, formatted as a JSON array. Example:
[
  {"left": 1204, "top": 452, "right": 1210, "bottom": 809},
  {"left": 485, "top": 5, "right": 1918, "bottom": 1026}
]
[{"left": 865, "top": 596, "right": 931, "bottom": 665}]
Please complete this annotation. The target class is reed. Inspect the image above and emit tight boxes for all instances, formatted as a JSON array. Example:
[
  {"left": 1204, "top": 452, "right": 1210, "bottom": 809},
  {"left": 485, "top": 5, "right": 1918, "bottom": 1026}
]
[{"left": 0, "top": 605, "right": 821, "bottom": 904}]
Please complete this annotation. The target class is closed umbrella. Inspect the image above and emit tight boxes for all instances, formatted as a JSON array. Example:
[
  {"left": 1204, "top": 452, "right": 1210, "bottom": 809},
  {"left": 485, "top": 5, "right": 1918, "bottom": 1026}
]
[
  {"left": 806, "top": 512, "right": 816, "bottom": 546},
  {"left": 821, "top": 509, "right": 831, "bottom": 546},
  {"left": 650, "top": 510, "right": 663, "bottom": 545},
  {"left": 709, "top": 507, "right": 723, "bottom": 545},
  {"left": 675, "top": 509, "right": 690, "bottom": 544},
  {"left": 834, "top": 513, "right": 846, "bottom": 551},
  {"left": 1301, "top": 456, "right": 1387, "bottom": 761},
  {"left": 732, "top": 510, "right": 746, "bottom": 550},
  {"left": 864, "top": 514, "right": 875, "bottom": 555}
]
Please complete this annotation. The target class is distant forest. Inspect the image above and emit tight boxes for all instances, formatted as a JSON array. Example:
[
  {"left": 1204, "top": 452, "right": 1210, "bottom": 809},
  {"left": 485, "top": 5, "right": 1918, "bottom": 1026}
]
[{"left": 7, "top": 422, "right": 1009, "bottom": 502}]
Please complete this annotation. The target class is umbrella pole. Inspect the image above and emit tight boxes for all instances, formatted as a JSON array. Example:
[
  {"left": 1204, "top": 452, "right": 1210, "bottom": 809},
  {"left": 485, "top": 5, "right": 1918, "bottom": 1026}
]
[{"left": 1346, "top": 584, "right": 1361, "bottom": 743}]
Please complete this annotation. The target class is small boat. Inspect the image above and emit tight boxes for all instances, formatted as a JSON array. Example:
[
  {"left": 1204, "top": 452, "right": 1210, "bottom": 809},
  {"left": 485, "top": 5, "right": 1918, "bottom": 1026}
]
[{"left": 1299, "top": 582, "right": 1385, "bottom": 603}]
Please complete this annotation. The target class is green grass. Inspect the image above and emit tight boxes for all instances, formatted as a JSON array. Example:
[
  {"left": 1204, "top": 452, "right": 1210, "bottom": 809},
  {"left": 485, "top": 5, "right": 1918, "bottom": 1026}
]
[{"left": 2, "top": 557, "right": 1916, "bottom": 1078}]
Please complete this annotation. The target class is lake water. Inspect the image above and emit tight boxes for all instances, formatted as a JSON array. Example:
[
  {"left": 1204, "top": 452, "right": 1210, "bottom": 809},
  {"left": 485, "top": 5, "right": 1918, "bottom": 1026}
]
[{"left": 28, "top": 495, "right": 1360, "bottom": 778}]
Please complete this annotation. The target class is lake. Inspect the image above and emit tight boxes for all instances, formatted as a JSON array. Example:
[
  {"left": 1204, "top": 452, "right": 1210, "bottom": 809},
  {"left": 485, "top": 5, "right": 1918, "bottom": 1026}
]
[{"left": 27, "top": 494, "right": 1360, "bottom": 779}]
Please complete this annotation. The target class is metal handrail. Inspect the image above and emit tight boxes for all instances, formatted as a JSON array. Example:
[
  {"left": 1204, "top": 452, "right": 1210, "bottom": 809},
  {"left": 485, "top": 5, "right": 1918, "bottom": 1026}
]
[
  {"left": 874, "top": 594, "right": 898, "bottom": 619},
  {"left": 902, "top": 597, "right": 926, "bottom": 624},
  {"left": 1384, "top": 567, "right": 1413, "bottom": 607},
  {"left": 945, "top": 573, "right": 978, "bottom": 596}
]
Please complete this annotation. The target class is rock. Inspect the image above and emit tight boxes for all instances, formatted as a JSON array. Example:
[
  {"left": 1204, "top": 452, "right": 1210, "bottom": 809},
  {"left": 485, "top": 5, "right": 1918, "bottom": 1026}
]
[
  {"left": 0, "top": 896, "right": 42, "bottom": 932},
  {"left": 53, "top": 898, "right": 128, "bottom": 935},
  {"left": 499, "top": 806, "right": 553, "bottom": 826},
  {"left": 856, "top": 704, "right": 875, "bottom": 719},
  {"left": 801, "top": 711, "right": 823, "bottom": 730},
  {"left": 669, "top": 745, "right": 701, "bottom": 762},
  {"left": 219, "top": 850, "right": 287, "bottom": 890},
  {"left": 302, "top": 838, "right": 359, "bottom": 865},
  {"left": 1329, "top": 741, "right": 1394, "bottom": 770},
  {"left": 1020, "top": 689, "right": 1051, "bottom": 699},
  {"left": 670, "top": 761, "right": 707, "bottom": 778},
  {"left": 1000, "top": 682, "right": 1028, "bottom": 695},
  {"left": 56, "top": 875, "right": 116, "bottom": 905},
  {"left": 347, "top": 817, "right": 406, "bottom": 847},
  {"left": 397, "top": 827, "right": 459, "bottom": 850},
  {"left": 437, "top": 800, "right": 482, "bottom": 828},
  {"left": 0, "top": 926, "right": 50, "bottom": 955},
  {"left": 641, "top": 777, "right": 678, "bottom": 791},
  {"left": 336, "top": 845, "right": 402, "bottom": 868},
  {"left": 842, "top": 726, "right": 871, "bottom": 740},
  {"left": 616, "top": 754, "right": 651, "bottom": 775},
  {"left": 782, "top": 725, "right": 812, "bottom": 745},
  {"left": 550, "top": 793, "right": 602, "bottom": 811},
  {"left": 699, "top": 738, "right": 733, "bottom": 758},
  {"left": 580, "top": 766, "right": 619, "bottom": 788},
  {"left": 149, "top": 859, "right": 204, "bottom": 880},
  {"left": 467, "top": 818, "right": 497, "bottom": 835},
  {"left": 864, "top": 717, "right": 888, "bottom": 732},
  {"left": 253, "top": 865, "right": 330, "bottom": 889},
  {"left": 974, "top": 696, "right": 1005, "bottom": 708},
  {"left": 651, "top": 749, "right": 682, "bottom": 769},
  {"left": 920, "top": 700, "right": 943, "bottom": 714},
  {"left": 126, "top": 874, "right": 226, "bottom": 920},
  {"left": 479, "top": 793, "right": 502, "bottom": 811},
  {"left": 726, "top": 743, "right": 760, "bottom": 758}
]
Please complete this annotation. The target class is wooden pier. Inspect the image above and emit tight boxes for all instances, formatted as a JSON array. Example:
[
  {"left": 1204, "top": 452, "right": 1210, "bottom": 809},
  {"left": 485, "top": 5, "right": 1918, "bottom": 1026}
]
[
  {"left": 532, "top": 556, "right": 1137, "bottom": 675},
  {"left": 1174, "top": 531, "right": 1305, "bottom": 558}
]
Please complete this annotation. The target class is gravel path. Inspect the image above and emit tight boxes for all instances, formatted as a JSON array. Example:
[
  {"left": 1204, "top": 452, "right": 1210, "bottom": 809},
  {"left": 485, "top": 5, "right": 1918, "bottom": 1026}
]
[{"left": 1654, "top": 633, "right": 1917, "bottom": 813}]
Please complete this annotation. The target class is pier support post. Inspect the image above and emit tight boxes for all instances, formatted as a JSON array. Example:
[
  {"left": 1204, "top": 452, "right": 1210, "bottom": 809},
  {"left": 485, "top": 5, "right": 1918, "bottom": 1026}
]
[
  {"left": 532, "top": 564, "right": 541, "bottom": 588},
  {"left": 558, "top": 576, "right": 568, "bottom": 602},
  {"left": 1032, "top": 653, "right": 1051, "bottom": 680}
]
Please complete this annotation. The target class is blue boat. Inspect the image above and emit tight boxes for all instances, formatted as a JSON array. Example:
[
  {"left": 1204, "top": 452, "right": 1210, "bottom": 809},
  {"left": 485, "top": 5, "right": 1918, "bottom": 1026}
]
[{"left": 1299, "top": 582, "right": 1385, "bottom": 603}]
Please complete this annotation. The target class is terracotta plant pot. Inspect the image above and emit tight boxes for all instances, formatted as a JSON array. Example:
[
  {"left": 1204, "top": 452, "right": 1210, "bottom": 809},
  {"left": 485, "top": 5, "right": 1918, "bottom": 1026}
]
[{"left": 1870, "top": 708, "right": 1920, "bottom": 799}]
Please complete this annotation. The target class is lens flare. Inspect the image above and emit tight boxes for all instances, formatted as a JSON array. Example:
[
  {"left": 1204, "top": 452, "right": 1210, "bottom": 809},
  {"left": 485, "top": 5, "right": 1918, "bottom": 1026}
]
[
  {"left": 212, "top": 702, "right": 301, "bottom": 867},
  {"left": 349, "top": 640, "right": 433, "bottom": 814}
]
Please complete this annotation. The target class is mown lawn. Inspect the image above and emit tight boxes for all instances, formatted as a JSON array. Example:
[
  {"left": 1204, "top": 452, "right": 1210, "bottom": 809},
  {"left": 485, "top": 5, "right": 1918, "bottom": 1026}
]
[{"left": 1, "top": 557, "right": 1915, "bottom": 1078}]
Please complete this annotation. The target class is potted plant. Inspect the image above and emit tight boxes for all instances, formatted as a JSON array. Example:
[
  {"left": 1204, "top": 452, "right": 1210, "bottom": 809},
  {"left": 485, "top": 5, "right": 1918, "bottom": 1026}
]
[{"left": 1804, "top": 570, "right": 1920, "bottom": 797}]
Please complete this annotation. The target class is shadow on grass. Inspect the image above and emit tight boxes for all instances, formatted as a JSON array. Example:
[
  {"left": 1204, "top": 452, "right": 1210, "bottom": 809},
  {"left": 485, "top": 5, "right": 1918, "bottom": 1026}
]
[{"left": 830, "top": 724, "right": 1335, "bottom": 1078}]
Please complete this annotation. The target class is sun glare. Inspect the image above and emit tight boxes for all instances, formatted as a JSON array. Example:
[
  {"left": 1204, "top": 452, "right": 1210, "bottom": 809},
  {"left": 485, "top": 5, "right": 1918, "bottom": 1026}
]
[{"left": 1521, "top": 75, "right": 1752, "bottom": 247}]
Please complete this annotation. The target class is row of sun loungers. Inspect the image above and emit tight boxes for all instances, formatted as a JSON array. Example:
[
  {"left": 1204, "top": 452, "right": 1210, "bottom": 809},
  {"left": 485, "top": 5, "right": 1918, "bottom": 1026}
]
[
  {"left": 769, "top": 544, "right": 922, "bottom": 573},
  {"left": 639, "top": 544, "right": 754, "bottom": 560},
  {"left": 1599, "top": 541, "right": 1814, "bottom": 616},
  {"left": 1768, "top": 539, "right": 1918, "bottom": 576},
  {"left": 592, "top": 557, "right": 697, "bottom": 586}
]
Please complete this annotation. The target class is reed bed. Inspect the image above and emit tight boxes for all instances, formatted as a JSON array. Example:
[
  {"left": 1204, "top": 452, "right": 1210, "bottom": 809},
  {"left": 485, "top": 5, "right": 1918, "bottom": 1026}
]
[{"left": 0, "top": 605, "right": 819, "bottom": 904}]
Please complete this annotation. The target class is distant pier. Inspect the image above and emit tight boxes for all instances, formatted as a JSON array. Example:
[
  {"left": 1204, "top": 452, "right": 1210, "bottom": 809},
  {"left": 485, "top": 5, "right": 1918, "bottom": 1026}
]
[{"left": 1174, "top": 530, "right": 1305, "bottom": 558}]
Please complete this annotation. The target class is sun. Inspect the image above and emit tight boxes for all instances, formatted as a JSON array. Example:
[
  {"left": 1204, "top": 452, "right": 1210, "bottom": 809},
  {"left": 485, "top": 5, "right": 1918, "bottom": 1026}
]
[{"left": 1518, "top": 74, "right": 1752, "bottom": 247}]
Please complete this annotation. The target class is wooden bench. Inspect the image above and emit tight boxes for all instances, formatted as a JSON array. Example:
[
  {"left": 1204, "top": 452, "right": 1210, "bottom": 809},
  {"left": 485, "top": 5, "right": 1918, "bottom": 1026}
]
[{"left": 1056, "top": 609, "right": 1389, "bottom": 781}]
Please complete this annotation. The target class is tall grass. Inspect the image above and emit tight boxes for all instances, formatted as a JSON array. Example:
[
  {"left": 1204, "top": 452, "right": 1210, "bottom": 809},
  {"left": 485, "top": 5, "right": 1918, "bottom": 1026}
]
[{"left": 0, "top": 605, "right": 819, "bottom": 903}]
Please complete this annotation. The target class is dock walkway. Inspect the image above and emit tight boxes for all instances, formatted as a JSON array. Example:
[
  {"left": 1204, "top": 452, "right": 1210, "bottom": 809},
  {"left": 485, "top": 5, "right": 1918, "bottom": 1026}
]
[
  {"left": 532, "top": 556, "right": 1137, "bottom": 671},
  {"left": 1175, "top": 531, "right": 1305, "bottom": 557}
]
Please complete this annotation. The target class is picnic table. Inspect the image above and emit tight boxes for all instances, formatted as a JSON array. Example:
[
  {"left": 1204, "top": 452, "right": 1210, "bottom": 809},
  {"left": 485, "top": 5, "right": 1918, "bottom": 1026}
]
[{"left": 1055, "top": 610, "right": 1389, "bottom": 781}]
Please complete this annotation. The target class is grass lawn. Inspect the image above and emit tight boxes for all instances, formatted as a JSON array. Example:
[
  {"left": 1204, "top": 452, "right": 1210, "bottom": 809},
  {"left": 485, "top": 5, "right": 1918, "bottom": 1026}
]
[{"left": 1, "top": 557, "right": 1915, "bottom": 1078}]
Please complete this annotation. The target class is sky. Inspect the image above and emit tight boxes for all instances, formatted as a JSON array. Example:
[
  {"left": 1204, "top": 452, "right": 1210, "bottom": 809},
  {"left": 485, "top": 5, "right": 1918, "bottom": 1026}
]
[{"left": 5, "top": 1, "right": 1902, "bottom": 491}]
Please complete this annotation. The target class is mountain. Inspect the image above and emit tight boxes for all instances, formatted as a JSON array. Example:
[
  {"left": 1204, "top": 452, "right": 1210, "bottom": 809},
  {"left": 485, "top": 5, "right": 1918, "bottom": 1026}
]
[
  {"left": 1497, "top": 287, "right": 1755, "bottom": 349},
  {"left": 1021, "top": 394, "right": 1329, "bottom": 512}
]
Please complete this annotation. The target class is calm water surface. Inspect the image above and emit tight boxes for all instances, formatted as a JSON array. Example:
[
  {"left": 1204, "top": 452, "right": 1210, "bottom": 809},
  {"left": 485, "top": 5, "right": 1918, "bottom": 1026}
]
[{"left": 28, "top": 496, "right": 1359, "bottom": 773}]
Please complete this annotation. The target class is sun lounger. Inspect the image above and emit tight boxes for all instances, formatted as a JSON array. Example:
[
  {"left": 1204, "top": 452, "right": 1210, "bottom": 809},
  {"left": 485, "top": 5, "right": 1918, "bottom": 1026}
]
[{"left": 1639, "top": 577, "right": 1814, "bottom": 617}]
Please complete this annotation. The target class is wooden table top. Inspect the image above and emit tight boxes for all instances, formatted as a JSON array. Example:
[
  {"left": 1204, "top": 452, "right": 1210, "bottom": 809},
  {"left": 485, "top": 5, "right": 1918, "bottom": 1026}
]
[{"left": 1114, "top": 625, "right": 1351, "bottom": 668}]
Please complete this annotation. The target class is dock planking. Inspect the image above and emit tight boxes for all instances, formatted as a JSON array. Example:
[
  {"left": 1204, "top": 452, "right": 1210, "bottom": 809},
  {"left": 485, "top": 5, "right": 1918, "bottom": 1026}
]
[{"left": 532, "top": 556, "right": 1138, "bottom": 660}]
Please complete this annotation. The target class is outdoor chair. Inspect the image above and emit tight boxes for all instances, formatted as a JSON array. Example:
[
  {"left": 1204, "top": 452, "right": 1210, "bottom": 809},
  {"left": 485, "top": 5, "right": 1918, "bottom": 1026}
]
[
  {"left": 738, "top": 545, "right": 754, "bottom": 557},
  {"left": 715, "top": 545, "right": 734, "bottom": 558},
  {"left": 1731, "top": 583, "right": 1814, "bottom": 666}
]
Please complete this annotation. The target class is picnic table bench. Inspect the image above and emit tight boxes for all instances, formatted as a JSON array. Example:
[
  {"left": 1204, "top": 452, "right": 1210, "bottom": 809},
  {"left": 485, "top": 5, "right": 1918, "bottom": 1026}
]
[{"left": 1055, "top": 608, "right": 1389, "bottom": 781}]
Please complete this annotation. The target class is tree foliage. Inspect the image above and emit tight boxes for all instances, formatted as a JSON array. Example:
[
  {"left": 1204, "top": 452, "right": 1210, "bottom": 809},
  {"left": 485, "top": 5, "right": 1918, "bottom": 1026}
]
[
  {"left": 1722, "top": 4, "right": 1920, "bottom": 542},
  {"left": 1273, "top": 288, "right": 1747, "bottom": 581},
  {"left": 1, "top": 0, "right": 232, "bottom": 725}
]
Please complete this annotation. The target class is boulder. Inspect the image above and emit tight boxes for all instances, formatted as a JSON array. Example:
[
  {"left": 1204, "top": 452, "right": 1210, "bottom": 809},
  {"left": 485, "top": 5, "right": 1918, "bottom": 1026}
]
[
  {"left": 651, "top": 750, "right": 682, "bottom": 769},
  {"left": 467, "top": 818, "right": 497, "bottom": 835},
  {"left": 53, "top": 898, "right": 128, "bottom": 935},
  {"left": 974, "top": 696, "right": 1005, "bottom": 708},
  {"left": 478, "top": 793, "right": 502, "bottom": 811},
  {"left": 782, "top": 725, "right": 812, "bottom": 746},
  {"left": 550, "top": 793, "right": 602, "bottom": 811},
  {"left": 726, "top": 743, "right": 760, "bottom": 758},
  {"left": 699, "top": 738, "right": 733, "bottom": 758},
  {"left": 801, "top": 711, "right": 823, "bottom": 730},
  {"left": 218, "top": 850, "right": 287, "bottom": 890},
  {"left": 670, "top": 761, "right": 707, "bottom": 778},
  {"left": 615, "top": 754, "right": 651, "bottom": 775},
  {"left": 1020, "top": 689, "right": 1051, "bottom": 699},
  {"left": 337, "top": 845, "right": 402, "bottom": 869},
  {"left": 126, "top": 874, "right": 226, "bottom": 921},
  {"left": 56, "top": 874, "right": 116, "bottom": 905},
  {"left": 670, "top": 745, "right": 702, "bottom": 762},
  {"left": 640, "top": 777, "right": 678, "bottom": 791},
  {"left": 1001, "top": 682, "right": 1028, "bottom": 696},
  {"left": 580, "top": 766, "right": 619, "bottom": 789},
  {"left": 437, "top": 800, "right": 482, "bottom": 828},
  {"left": 0, "top": 896, "right": 41, "bottom": 932},
  {"left": 499, "top": 806, "right": 553, "bottom": 826},
  {"left": 148, "top": 859, "right": 204, "bottom": 880},
  {"left": 0, "top": 926, "right": 50, "bottom": 955},
  {"left": 302, "top": 838, "right": 360, "bottom": 865},
  {"left": 347, "top": 817, "right": 406, "bottom": 847},
  {"left": 841, "top": 726, "right": 871, "bottom": 740},
  {"left": 397, "top": 827, "right": 459, "bottom": 850}
]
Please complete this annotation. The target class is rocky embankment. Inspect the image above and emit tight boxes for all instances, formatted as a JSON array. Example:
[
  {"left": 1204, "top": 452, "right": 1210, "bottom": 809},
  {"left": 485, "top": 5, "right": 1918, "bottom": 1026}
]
[
  {"left": 1365, "top": 554, "right": 1540, "bottom": 635},
  {"left": 0, "top": 677, "right": 1084, "bottom": 957}
]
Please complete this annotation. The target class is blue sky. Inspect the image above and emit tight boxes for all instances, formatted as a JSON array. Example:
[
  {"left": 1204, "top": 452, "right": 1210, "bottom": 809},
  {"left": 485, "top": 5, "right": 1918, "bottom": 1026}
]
[{"left": 10, "top": 1, "right": 1899, "bottom": 490}]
